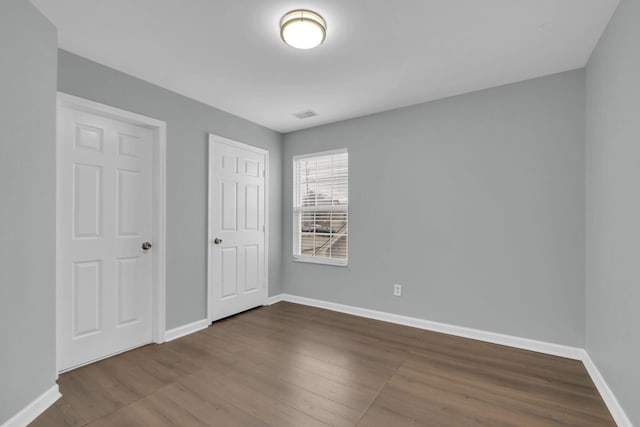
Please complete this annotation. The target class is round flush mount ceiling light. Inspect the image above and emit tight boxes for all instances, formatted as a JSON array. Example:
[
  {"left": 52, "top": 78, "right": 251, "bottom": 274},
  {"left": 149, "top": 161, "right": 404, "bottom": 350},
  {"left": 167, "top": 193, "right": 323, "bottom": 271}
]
[{"left": 280, "top": 9, "right": 326, "bottom": 49}]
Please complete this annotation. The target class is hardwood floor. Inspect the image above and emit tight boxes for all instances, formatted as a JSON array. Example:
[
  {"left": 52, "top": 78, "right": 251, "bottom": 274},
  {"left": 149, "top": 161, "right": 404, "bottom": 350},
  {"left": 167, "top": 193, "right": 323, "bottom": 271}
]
[{"left": 32, "top": 302, "right": 615, "bottom": 426}]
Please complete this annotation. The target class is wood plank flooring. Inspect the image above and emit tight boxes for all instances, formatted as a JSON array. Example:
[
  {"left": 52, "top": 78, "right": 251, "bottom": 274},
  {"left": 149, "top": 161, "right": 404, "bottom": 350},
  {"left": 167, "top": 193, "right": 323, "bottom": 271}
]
[{"left": 31, "top": 302, "right": 615, "bottom": 426}]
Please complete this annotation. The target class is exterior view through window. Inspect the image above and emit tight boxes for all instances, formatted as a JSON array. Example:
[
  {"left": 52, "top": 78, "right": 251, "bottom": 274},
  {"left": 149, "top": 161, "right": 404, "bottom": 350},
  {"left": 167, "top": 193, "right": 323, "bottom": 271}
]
[{"left": 293, "top": 149, "right": 348, "bottom": 266}]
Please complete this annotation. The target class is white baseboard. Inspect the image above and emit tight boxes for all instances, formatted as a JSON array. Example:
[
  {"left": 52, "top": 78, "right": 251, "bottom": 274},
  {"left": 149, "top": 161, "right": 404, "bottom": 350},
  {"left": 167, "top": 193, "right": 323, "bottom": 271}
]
[
  {"left": 275, "top": 294, "right": 583, "bottom": 360},
  {"left": 270, "top": 293, "right": 632, "bottom": 427},
  {"left": 164, "top": 318, "right": 210, "bottom": 342},
  {"left": 1, "top": 384, "right": 60, "bottom": 427},
  {"left": 267, "top": 294, "right": 285, "bottom": 305},
  {"left": 581, "top": 352, "right": 633, "bottom": 427}
]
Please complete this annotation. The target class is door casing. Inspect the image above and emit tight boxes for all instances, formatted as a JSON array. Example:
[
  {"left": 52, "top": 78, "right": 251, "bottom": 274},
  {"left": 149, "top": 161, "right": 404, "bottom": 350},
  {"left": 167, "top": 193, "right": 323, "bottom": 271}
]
[
  {"left": 56, "top": 92, "right": 167, "bottom": 373},
  {"left": 207, "top": 133, "right": 270, "bottom": 322}
]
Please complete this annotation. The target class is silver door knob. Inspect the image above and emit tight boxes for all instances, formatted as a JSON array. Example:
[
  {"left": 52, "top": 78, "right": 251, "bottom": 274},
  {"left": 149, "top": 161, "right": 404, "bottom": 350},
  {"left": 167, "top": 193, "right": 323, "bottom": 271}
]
[
  {"left": 142, "top": 241, "right": 152, "bottom": 250},
  {"left": 214, "top": 238, "right": 223, "bottom": 245}
]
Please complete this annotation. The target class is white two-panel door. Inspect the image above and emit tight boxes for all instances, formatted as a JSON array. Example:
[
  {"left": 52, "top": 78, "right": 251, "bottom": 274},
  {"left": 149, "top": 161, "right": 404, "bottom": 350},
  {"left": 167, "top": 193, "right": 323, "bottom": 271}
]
[
  {"left": 209, "top": 135, "right": 267, "bottom": 321},
  {"left": 58, "top": 104, "right": 154, "bottom": 371}
]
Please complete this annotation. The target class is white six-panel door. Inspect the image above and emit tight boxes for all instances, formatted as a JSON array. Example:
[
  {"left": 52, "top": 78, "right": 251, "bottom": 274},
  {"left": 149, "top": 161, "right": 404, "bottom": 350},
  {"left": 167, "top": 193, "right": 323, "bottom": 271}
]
[
  {"left": 57, "top": 104, "right": 154, "bottom": 371},
  {"left": 209, "top": 135, "right": 267, "bottom": 321}
]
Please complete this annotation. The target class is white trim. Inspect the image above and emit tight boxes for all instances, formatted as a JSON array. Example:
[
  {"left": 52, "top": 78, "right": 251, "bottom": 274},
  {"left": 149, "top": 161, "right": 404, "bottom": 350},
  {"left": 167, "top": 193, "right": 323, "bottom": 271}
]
[
  {"left": 56, "top": 93, "right": 168, "bottom": 372},
  {"left": 581, "top": 352, "right": 633, "bottom": 427},
  {"left": 209, "top": 133, "right": 269, "bottom": 156},
  {"left": 264, "top": 147, "right": 270, "bottom": 318},
  {"left": 270, "top": 294, "right": 584, "bottom": 359},
  {"left": 164, "top": 319, "right": 210, "bottom": 342},
  {"left": 1, "top": 385, "right": 60, "bottom": 427},
  {"left": 268, "top": 293, "right": 632, "bottom": 425},
  {"left": 57, "top": 93, "right": 166, "bottom": 129},
  {"left": 207, "top": 135, "right": 214, "bottom": 323},
  {"left": 267, "top": 294, "right": 285, "bottom": 305},
  {"left": 292, "top": 148, "right": 348, "bottom": 161},
  {"left": 207, "top": 133, "right": 270, "bottom": 323},
  {"left": 292, "top": 256, "right": 348, "bottom": 267},
  {"left": 151, "top": 118, "right": 167, "bottom": 344}
]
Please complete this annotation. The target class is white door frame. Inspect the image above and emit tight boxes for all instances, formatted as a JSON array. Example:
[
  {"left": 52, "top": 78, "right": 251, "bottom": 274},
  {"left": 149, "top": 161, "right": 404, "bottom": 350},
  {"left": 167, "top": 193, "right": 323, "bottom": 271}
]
[
  {"left": 56, "top": 93, "right": 167, "bottom": 372},
  {"left": 207, "top": 133, "right": 269, "bottom": 322}
]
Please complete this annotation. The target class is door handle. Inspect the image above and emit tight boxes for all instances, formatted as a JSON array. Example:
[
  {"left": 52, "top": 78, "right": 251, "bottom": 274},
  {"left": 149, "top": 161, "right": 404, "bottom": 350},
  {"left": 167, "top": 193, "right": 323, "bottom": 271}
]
[
  {"left": 214, "top": 238, "right": 223, "bottom": 245},
  {"left": 142, "top": 241, "right": 152, "bottom": 251}
]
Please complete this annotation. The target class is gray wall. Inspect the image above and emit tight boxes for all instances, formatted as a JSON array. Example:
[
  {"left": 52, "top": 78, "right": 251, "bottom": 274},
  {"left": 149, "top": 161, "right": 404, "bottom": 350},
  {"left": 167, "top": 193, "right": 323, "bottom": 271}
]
[
  {"left": 0, "top": 0, "right": 58, "bottom": 423},
  {"left": 58, "top": 51, "right": 283, "bottom": 330},
  {"left": 283, "top": 70, "right": 586, "bottom": 347},
  {"left": 585, "top": 0, "right": 640, "bottom": 424}
]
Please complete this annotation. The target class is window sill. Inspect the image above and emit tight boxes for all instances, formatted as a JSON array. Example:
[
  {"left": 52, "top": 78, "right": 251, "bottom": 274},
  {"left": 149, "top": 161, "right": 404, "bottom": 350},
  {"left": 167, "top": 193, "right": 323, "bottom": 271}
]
[{"left": 293, "top": 256, "right": 348, "bottom": 267}]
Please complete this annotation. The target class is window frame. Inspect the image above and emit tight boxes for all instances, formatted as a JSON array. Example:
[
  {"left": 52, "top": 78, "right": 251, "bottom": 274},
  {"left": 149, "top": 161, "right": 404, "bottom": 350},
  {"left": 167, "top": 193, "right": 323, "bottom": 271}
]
[{"left": 292, "top": 148, "right": 348, "bottom": 267}]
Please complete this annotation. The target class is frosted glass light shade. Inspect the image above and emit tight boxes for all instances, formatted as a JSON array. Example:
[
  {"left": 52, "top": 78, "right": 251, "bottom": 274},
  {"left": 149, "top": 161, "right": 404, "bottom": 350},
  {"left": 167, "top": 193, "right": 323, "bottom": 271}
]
[{"left": 280, "top": 10, "right": 326, "bottom": 49}]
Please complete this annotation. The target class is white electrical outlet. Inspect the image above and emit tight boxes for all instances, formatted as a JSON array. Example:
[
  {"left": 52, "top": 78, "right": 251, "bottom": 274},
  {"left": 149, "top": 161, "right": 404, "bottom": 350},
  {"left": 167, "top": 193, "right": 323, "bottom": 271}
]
[{"left": 393, "top": 283, "right": 402, "bottom": 297}]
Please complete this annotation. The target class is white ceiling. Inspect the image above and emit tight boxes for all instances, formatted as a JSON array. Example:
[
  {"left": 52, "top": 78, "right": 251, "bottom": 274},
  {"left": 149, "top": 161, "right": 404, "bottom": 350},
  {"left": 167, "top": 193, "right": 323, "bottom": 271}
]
[{"left": 32, "top": 0, "right": 618, "bottom": 133}]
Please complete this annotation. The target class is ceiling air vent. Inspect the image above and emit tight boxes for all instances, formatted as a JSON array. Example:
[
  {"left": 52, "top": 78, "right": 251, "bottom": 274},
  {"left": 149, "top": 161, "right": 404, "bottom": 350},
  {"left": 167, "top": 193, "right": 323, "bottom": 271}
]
[{"left": 293, "top": 110, "right": 318, "bottom": 119}]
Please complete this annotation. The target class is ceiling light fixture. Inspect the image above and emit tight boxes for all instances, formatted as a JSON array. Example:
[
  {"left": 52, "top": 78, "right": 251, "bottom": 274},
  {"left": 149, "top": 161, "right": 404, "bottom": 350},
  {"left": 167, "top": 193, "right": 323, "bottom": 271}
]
[{"left": 280, "top": 9, "right": 326, "bottom": 49}]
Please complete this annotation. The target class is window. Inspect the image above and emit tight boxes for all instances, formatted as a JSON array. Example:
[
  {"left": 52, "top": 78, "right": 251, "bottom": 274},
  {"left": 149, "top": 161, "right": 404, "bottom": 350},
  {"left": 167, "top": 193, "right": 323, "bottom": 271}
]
[{"left": 293, "top": 149, "right": 348, "bottom": 266}]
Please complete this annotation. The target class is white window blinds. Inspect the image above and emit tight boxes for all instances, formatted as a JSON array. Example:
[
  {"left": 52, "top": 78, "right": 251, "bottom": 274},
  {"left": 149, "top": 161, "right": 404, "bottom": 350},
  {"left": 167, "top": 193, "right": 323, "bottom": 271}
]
[{"left": 293, "top": 149, "right": 348, "bottom": 266}]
